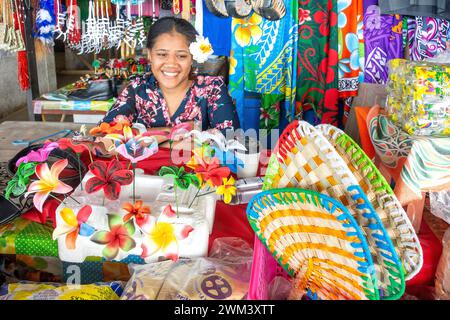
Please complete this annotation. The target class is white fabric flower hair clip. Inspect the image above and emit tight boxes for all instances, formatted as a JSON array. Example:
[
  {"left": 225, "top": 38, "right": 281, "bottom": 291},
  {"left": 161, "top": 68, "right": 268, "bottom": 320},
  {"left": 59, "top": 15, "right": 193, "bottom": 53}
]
[{"left": 189, "top": 35, "right": 214, "bottom": 64}]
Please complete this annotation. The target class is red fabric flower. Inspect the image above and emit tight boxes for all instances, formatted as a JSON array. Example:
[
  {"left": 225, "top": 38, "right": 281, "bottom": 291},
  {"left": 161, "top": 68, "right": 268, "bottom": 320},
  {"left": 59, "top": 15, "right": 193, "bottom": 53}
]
[
  {"left": 320, "top": 88, "right": 339, "bottom": 125},
  {"left": 194, "top": 157, "right": 231, "bottom": 187},
  {"left": 85, "top": 159, "right": 133, "bottom": 200},
  {"left": 319, "top": 48, "right": 338, "bottom": 84},
  {"left": 58, "top": 138, "right": 89, "bottom": 154},
  {"left": 314, "top": 8, "right": 337, "bottom": 37},
  {"left": 298, "top": 8, "right": 311, "bottom": 25}
]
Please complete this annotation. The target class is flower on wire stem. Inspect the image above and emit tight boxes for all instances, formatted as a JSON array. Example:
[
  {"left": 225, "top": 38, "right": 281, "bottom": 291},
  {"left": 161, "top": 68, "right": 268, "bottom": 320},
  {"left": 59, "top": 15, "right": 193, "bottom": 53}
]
[
  {"left": 25, "top": 159, "right": 73, "bottom": 213},
  {"left": 215, "top": 176, "right": 237, "bottom": 204},
  {"left": 85, "top": 159, "right": 133, "bottom": 201},
  {"left": 52, "top": 205, "right": 95, "bottom": 250},
  {"left": 90, "top": 214, "right": 136, "bottom": 261},
  {"left": 122, "top": 200, "right": 152, "bottom": 230},
  {"left": 194, "top": 157, "right": 230, "bottom": 187},
  {"left": 5, "top": 162, "right": 37, "bottom": 200},
  {"left": 16, "top": 142, "right": 60, "bottom": 167},
  {"left": 140, "top": 204, "right": 194, "bottom": 262}
]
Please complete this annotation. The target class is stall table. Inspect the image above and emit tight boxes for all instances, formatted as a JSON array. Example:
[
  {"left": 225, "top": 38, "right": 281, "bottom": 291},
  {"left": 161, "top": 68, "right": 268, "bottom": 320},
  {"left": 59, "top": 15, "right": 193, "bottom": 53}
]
[
  {"left": 32, "top": 83, "right": 115, "bottom": 123},
  {"left": 0, "top": 120, "right": 445, "bottom": 295},
  {"left": 0, "top": 121, "right": 254, "bottom": 284}
]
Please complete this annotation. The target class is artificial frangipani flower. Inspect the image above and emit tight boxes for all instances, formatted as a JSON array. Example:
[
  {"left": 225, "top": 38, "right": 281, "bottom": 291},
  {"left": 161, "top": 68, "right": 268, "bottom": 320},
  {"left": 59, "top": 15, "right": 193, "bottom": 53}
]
[
  {"left": 52, "top": 205, "right": 95, "bottom": 250},
  {"left": 122, "top": 200, "right": 152, "bottom": 231},
  {"left": 90, "top": 214, "right": 137, "bottom": 261},
  {"left": 215, "top": 177, "right": 237, "bottom": 204},
  {"left": 25, "top": 159, "right": 73, "bottom": 212},
  {"left": 189, "top": 35, "right": 214, "bottom": 64},
  {"left": 140, "top": 204, "right": 194, "bottom": 262}
]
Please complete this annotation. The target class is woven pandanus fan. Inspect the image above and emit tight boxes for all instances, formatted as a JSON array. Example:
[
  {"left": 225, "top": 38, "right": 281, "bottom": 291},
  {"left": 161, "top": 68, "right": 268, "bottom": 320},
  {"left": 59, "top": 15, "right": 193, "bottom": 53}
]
[
  {"left": 247, "top": 188, "right": 379, "bottom": 300},
  {"left": 316, "top": 124, "right": 423, "bottom": 281},
  {"left": 263, "top": 120, "right": 405, "bottom": 300}
]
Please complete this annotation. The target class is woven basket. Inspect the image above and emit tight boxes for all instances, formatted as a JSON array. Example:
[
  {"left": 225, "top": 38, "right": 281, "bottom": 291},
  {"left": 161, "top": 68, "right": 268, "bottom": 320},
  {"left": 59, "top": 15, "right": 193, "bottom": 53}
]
[
  {"left": 263, "top": 120, "right": 405, "bottom": 300},
  {"left": 246, "top": 188, "right": 379, "bottom": 300},
  {"left": 316, "top": 124, "right": 423, "bottom": 280}
]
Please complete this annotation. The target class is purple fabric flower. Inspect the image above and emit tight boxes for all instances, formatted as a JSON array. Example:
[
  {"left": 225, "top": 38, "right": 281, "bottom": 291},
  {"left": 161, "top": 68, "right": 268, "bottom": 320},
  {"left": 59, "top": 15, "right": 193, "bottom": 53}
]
[{"left": 16, "top": 142, "right": 59, "bottom": 167}]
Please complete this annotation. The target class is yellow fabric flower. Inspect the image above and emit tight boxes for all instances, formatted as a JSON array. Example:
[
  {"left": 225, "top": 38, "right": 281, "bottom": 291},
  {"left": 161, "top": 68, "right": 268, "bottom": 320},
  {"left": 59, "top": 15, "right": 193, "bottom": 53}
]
[
  {"left": 232, "top": 13, "right": 263, "bottom": 47},
  {"left": 216, "top": 176, "right": 237, "bottom": 204}
]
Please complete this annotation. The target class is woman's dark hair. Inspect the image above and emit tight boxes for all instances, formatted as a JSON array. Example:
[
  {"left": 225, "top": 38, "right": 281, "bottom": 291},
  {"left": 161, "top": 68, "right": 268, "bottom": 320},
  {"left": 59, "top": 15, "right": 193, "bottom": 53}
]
[{"left": 146, "top": 17, "right": 198, "bottom": 49}]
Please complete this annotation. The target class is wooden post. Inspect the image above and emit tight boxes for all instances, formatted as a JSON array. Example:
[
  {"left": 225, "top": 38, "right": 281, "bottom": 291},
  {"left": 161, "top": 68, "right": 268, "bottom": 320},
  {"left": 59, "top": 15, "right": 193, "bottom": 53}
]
[{"left": 22, "top": 0, "right": 41, "bottom": 121}]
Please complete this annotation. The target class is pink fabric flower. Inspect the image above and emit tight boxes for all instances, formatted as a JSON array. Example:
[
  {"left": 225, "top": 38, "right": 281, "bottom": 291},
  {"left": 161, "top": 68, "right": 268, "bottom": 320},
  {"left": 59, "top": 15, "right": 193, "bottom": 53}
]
[{"left": 16, "top": 142, "right": 59, "bottom": 167}]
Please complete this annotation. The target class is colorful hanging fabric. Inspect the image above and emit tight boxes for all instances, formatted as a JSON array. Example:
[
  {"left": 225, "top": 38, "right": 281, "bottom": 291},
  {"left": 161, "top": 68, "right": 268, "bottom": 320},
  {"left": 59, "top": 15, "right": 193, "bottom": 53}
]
[
  {"left": 295, "top": 0, "right": 340, "bottom": 126},
  {"left": 259, "top": 94, "right": 283, "bottom": 130},
  {"left": 130, "top": 0, "right": 160, "bottom": 17},
  {"left": 229, "top": 24, "right": 246, "bottom": 128},
  {"left": 337, "top": 0, "right": 364, "bottom": 98},
  {"left": 194, "top": 0, "right": 203, "bottom": 35},
  {"left": 242, "top": 1, "right": 298, "bottom": 130},
  {"left": 67, "top": 0, "right": 81, "bottom": 46},
  {"left": 173, "top": 0, "right": 181, "bottom": 14},
  {"left": 35, "top": 0, "right": 56, "bottom": 45},
  {"left": 363, "top": 0, "right": 403, "bottom": 84},
  {"left": 12, "top": 0, "right": 29, "bottom": 91},
  {"left": 202, "top": 0, "right": 231, "bottom": 56},
  {"left": 405, "top": 16, "right": 450, "bottom": 61}
]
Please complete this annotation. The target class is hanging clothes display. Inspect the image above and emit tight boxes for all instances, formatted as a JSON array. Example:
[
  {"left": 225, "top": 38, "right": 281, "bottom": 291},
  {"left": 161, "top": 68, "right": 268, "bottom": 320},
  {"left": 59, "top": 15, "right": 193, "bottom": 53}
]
[
  {"left": 363, "top": 0, "right": 403, "bottom": 84},
  {"left": 130, "top": 0, "right": 160, "bottom": 18},
  {"left": 228, "top": 14, "right": 251, "bottom": 129},
  {"left": 35, "top": 0, "right": 56, "bottom": 45},
  {"left": 202, "top": 0, "right": 231, "bottom": 57},
  {"left": 337, "top": 0, "right": 364, "bottom": 98},
  {"left": 243, "top": 0, "right": 298, "bottom": 131},
  {"left": 379, "top": 0, "right": 450, "bottom": 21},
  {"left": 295, "top": 0, "right": 340, "bottom": 126},
  {"left": 404, "top": 16, "right": 450, "bottom": 61},
  {"left": 12, "top": 0, "right": 29, "bottom": 91}
]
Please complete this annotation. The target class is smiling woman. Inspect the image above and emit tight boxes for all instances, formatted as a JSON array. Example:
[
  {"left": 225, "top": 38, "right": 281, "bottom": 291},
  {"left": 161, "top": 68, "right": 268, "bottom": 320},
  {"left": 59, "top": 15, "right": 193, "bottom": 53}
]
[{"left": 100, "top": 17, "right": 240, "bottom": 147}]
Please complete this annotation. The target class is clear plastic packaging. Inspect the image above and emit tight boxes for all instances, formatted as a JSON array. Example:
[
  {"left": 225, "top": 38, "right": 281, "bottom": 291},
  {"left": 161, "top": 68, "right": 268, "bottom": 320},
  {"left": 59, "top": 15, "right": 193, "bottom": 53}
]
[
  {"left": 267, "top": 276, "right": 292, "bottom": 300},
  {"left": 430, "top": 191, "right": 450, "bottom": 224},
  {"left": 121, "top": 237, "right": 253, "bottom": 300},
  {"left": 226, "top": 177, "right": 264, "bottom": 205},
  {"left": 386, "top": 59, "right": 450, "bottom": 136},
  {"left": 435, "top": 227, "right": 450, "bottom": 300}
]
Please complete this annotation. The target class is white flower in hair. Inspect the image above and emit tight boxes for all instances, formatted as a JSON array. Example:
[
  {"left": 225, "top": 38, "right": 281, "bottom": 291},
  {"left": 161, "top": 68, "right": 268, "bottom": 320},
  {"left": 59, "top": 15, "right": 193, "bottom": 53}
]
[{"left": 189, "top": 36, "right": 214, "bottom": 64}]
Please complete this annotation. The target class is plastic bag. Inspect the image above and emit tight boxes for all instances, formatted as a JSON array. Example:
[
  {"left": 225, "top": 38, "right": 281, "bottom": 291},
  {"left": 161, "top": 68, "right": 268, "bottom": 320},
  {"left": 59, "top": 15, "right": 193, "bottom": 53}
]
[
  {"left": 435, "top": 227, "right": 450, "bottom": 300},
  {"left": 430, "top": 191, "right": 450, "bottom": 224},
  {"left": 121, "top": 237, "right": 253, "bottom": 300},
  {"left": 385, "top": 59, "right": 450, "bottom": 136},
  {"left": 267, "top": 276, "right": 292, "bottom": 300},
  {"left": 0, "top": 281, "right": 124, "bottom": 300}
]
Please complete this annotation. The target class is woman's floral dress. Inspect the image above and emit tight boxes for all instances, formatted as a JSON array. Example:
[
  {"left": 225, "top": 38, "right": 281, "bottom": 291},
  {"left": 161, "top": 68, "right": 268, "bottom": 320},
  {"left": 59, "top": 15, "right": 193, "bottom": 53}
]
[{"left": 102, "top": 74, "right": 240, "bottom": 133}]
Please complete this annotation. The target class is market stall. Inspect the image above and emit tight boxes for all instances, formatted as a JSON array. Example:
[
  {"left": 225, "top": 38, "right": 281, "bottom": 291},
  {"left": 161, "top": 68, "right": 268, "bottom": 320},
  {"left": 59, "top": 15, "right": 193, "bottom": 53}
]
[{"left": 0, "top": 0, "right": 449, "bottom": 302}]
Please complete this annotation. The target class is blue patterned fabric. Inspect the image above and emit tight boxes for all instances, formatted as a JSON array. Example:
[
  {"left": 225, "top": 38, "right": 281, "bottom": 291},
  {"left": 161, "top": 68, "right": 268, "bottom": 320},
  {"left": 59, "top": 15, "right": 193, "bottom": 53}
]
[{"left": 202, "top": 1, "right": 232, "bottom": 56}]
